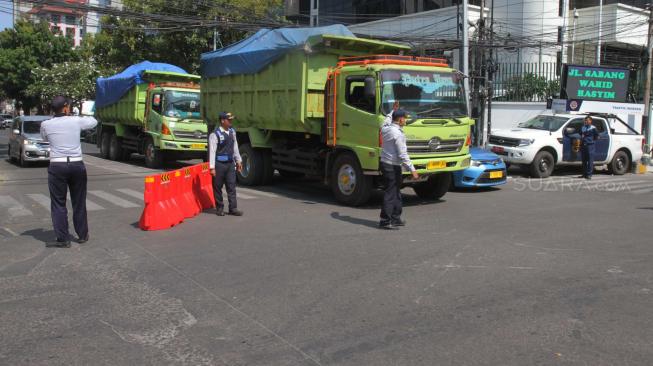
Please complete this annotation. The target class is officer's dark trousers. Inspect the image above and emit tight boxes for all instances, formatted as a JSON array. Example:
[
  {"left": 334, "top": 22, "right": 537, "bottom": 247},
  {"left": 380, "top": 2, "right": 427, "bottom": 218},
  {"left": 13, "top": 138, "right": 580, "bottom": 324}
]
[
  {"left": 48, "top": 161, "right": 88, "bottom": 241},
  {"left": 212, "top": 161, "right": 237, "bottom": 211},
  {"left": 581, "top": 144, "right": 595, "bottom": 177},
  {"left": 380, "top": 162, "right": 403, "bottom": 224}
]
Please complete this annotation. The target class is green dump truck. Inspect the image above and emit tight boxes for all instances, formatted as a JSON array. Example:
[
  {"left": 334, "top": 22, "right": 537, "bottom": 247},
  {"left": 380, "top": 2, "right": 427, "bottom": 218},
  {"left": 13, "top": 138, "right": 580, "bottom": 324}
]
[
  {"left": 200, "top": 27, "right": 473, "bottom": 205},
  {"left": 95, "top": 62, "right": 207, "bottom": 168}
]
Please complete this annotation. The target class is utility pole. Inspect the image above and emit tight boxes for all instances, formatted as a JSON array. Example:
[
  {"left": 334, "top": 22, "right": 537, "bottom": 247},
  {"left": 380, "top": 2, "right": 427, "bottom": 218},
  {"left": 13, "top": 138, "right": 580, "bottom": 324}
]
[
  {"left": 471, "top": 0, "right": 487, "bottom": 146},
  {"left": 560, "top": 0, "right": 569, "bottom": 74},
  {"left": 597, "top": 0, "right": 603, "bottom": 65},
  {"left": 571, "top": 8, "right": 579, "bottom": 63},
  {"left": 310, "top": 0, "right": 319, "bottom": 27},
  {"left": 487, "top": 0, "right": 494, "bottom": 141},
  {"left": 213, "top": 17, "right": 217, "bottom": 51},
  {"left": 642, "top": 4, "right": 653, "bottom": 146},
  {"left": 462, "top": 0, "right": 471, "bottom": 116}
]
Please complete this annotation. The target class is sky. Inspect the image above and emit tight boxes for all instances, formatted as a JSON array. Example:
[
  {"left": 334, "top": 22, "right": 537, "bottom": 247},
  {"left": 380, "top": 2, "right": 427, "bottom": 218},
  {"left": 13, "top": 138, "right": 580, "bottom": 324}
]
[{"left": 0, "top": 4, "right": 12, "bottom": 30}]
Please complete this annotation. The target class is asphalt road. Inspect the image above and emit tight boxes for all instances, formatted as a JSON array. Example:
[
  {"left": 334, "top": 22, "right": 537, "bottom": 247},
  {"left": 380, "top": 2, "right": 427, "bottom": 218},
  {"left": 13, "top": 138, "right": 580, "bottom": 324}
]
[{"left": 1, "top": 128, "right": 652, "bottom": 365}]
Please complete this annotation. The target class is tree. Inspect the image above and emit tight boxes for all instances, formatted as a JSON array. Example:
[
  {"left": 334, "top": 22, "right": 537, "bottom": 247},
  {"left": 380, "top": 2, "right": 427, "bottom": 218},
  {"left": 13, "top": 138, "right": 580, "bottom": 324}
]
[
  {"left": 26, "top": 61, "right": 111, "bottom": 112},
  {"left": 0, "top": 20, "right": 78, "bottom": 113},
  {"left": 91, "top": 0, "right": 285, "bottom": 73}
]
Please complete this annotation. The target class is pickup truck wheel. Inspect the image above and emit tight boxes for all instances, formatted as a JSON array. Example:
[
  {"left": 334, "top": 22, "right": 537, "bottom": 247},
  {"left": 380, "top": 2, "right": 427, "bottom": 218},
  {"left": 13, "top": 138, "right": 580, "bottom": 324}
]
[
  {"left": 530, "top": 151, "right": 554, "bottom": 178},
  {"left": 413, "top": 173, "right": 451, "bottom": 200},
  {"left": 330, "top": 153, "right": 372, "bottom": 206},
  {"left": 144, "top": 138, "right": 164, "bottom": 169},
  {"left": 19, "top": 148, "right": 28, "bottom": 167},
  {"left": 100, "top": 132, "right": 111, "bottom": 159},
  {"left": 108, "top": 134, "right": 124, "bottom": 161},
  {"left": 237, "top": 143, "right": 264, "bottom": 186},
  {"left": 608, "top": 150, "right": 630, "bottom": 175}
]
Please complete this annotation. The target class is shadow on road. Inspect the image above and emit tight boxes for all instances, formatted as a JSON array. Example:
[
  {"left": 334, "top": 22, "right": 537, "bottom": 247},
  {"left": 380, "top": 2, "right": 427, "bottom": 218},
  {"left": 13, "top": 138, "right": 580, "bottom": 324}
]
[
  {"left": 21, "top": 228, "right": 56, "bottom": 244},
  {"left": 330, "top": 211, "right": 380, "bottom": 229}
]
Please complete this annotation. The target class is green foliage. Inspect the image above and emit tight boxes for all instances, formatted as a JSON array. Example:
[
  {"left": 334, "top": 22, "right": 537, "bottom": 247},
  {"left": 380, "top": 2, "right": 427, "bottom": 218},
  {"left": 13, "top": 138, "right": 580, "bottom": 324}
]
[
  {"left": 505, "top": 73, "right": 559, "bottom": 101},
  {"left": 0, "top": 20, "right": 78, "bottom": 111},
  {"left": 26, "top": 61, "right": 116, "bottom": 110},
  {"left": 92, "top": 0, "right": 285, "bottom": 73}
]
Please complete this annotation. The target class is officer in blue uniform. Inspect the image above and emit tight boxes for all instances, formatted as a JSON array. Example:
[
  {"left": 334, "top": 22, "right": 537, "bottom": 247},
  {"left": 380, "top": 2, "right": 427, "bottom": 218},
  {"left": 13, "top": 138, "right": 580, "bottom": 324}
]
[
  {"left": 580, "top": 115, "right": 599, "bottom": 179},
  {"left": 208, "top": 112, "right": 244, "bottom": 216}
]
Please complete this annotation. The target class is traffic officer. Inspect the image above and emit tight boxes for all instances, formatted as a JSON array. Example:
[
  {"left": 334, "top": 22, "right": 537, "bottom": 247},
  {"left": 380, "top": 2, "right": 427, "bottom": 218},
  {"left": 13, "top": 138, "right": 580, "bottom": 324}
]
[
  {"left": 208, "top": 112, "right": 244, "bottom": 216},
  {"left": 40, "top": 96, "right": 98, "bottom": 247},
  {"left": 580, "top": 115, "right": 599, "bottom": 179},
  {"left": 379, "top": 109, "right": 419, "bottom": 230}
]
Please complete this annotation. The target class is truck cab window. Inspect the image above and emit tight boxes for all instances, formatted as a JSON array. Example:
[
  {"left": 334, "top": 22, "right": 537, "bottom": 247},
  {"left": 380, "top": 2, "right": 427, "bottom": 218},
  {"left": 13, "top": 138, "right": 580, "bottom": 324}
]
[
  {"left": 151, "top": 93, "right": 163, "bottom": 115},
  {"left": 346, "top": 77, "right": 375, "bottom": 114}
]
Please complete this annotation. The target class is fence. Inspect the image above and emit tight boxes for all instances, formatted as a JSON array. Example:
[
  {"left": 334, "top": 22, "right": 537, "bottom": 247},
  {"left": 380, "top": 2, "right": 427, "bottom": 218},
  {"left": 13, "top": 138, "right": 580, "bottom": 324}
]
[{"left": 491, "top": 62, "right": 560, "bottom": 102}]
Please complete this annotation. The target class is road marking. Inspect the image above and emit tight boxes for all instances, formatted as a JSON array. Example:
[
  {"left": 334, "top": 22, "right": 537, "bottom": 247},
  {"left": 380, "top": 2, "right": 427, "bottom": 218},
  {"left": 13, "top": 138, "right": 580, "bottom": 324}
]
[
  {"left": 237, "top": 187, "right": 280, "bottom": 198},
  {"left": 26, "top": 193, "right": 51, "bottom": 211},
  {"left": 66, "top": 193, "right": 104, "bottom": 211},
  {"left": 2, "top": 227, "right": 18, "bottom": 237},
  {"left": 631, "top": 186, "right": 653, "bottom": 194},
  {"left": 0, "top": 195, "right": 33, "bottom": 217},
  {"left": 558, "top": 178, "right": 631, "bottom": 187},
  {"left": 601, "top": 181, "right": 653, "bottom": 192},
  {"left": 116, "top": 188, "right": 143, "bottom": 201},
  {"left": 89, "top": 190, "right": 140, "bottom": 208}
]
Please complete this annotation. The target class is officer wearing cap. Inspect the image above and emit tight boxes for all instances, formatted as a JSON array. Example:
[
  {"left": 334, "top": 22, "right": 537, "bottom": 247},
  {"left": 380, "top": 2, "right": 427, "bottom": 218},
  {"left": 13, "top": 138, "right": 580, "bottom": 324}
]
[
  {"left": 379, "top": 108, "right": 419, "bottom": 230},
  {"left": 208, "top": 112, "right": 243, "bottom": 216},
  {"left": 580, "top": 115, "right": 599, "bottom": 179},
  {"left": 40, "top": 96, "right": 98, "bottom": 247}
]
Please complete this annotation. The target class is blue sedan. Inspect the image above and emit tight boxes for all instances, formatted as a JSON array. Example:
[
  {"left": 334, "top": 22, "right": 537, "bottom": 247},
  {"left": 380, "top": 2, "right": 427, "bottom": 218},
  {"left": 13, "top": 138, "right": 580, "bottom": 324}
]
[{"left": 453, "top": 147, "right": 507, "bottom": 188}]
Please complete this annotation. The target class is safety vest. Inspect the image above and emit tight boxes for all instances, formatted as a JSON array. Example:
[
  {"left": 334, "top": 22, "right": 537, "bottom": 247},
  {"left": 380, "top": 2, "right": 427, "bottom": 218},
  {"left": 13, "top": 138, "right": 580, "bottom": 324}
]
[{"left": 214, "top": 127, "right": 235, "bottom": 163}]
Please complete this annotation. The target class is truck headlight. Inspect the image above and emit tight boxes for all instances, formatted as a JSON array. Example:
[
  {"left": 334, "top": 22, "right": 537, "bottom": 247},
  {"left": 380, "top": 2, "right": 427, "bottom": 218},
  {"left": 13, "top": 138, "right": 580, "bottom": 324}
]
[
  {"left": 518, "top": 139, "right": 535, "bottom": 147},
  {"left": 23, "top": 139, "right": 37, "bottom": 145}
]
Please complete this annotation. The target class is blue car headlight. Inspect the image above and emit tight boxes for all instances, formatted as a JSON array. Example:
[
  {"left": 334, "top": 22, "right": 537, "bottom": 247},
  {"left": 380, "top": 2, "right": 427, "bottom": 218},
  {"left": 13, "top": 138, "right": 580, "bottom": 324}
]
[{"left": 471, "top": 159, "right": 483, "bottom": 167}]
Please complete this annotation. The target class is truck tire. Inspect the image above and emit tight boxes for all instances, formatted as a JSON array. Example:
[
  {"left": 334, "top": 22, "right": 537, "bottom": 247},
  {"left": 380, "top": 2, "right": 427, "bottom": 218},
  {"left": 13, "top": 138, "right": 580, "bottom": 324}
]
[
  {"left": 529, "top": 150, "right": 555, "bottom": 178},
  {"left": 330, "top": 152, "right": 372, "bottom": 206},
  {"left": 109, "top": 134, "right": 124, "bottom": 161},
  {"left": 100, "top": 132, "right": 111, "bottom": 159},
  {"left": 413, "top": 173, "right": 451, "bottom": 200},
  {"left": 237, "top": 143, "right": 265, "bottom": 186},
  {"left": 608, "top": 150, "right": 630, "bottom": 175},
  {"left": 144, "top": 138, "right": 164, "bottom": 169}
]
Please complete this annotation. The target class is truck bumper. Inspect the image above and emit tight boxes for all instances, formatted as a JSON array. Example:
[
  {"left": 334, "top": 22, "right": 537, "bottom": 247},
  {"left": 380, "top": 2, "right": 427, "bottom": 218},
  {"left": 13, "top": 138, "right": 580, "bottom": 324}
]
[
  {"left": 410, "top": 153, "right": 471, "bottom": 175},
  {"left": 160, "top": 140, "right": 207, "bottom": 159}
]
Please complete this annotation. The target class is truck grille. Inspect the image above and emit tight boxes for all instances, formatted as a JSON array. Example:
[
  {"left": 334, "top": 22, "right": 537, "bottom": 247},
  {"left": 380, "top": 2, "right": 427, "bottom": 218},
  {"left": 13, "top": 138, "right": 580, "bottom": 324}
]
[
  {"left": 488, "top": 135, "right": 520, "bottom": 147},
  {"left": 407, "top": 138, "right": 464, "bottom": 154},
  {"left": 173, "top": 130, "right": 207, "bottom": 140}
]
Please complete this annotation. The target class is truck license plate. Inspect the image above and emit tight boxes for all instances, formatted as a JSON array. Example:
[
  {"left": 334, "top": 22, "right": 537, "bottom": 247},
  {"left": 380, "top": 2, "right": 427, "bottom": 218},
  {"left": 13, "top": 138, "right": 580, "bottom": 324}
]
[
  {"left": 427, "top": 161, "right": 446, "bottom": 169},
  {"left": 191, "top": 143, "right": 205, "bottom": 149},
  {"left": 489, "top": 171, "right": 503, "bottom": 179}
]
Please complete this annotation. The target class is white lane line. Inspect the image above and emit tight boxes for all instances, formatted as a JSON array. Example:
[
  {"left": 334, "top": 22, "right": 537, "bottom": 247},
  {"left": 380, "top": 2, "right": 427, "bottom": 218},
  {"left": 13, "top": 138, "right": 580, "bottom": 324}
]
[
  {"left": 116, "top": 188, "right": 143, "bottom": 201},
  {"left": 236, "top": 192, "right": 256, "bottom": 200},
  {"left": 66, "top": 193, "right": 104, "bottom": 211},
  {"left": 26, "top": 193, "right": 51, "bottom": 211},
  {"left": 237, "top": 187, "right": 280, "bottom": 198},
  {"left": 631, "top": 186, "right": 653, "bottom": 194},
  {"left": 598, "top": 180, "right": 652, "bottom": 192},
  {"left": 0, "top": 195, "right": 33, "bottom": 217},
  {"left": 558, "top": 178, "right": 631, "bottom": 187},
  {"left": 88, "top": 190, "right": 140, "bottom": 208}
]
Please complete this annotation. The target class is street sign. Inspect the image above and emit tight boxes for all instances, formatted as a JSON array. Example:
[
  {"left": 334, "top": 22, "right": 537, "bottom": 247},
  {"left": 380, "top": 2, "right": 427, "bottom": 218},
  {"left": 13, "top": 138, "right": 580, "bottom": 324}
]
[
  {"left": 552, "top": 99, "right": 644, "bottom": 115},
  {"left": 561, "top": 64, "right": 631, "bottom": 103}
]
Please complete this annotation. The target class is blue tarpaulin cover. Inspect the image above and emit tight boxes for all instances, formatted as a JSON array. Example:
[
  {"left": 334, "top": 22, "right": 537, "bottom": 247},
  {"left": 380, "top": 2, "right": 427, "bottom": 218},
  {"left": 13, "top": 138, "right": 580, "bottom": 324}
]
[
  {"left": 95, "top": 61, "right": 188, "bottom": 108},
  {"left": 200, "top": 25, "right": 354, "bottom": 78}
]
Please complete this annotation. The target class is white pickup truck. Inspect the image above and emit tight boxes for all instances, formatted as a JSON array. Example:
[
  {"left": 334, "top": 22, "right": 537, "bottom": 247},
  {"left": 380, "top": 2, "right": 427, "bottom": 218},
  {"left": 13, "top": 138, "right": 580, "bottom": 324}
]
[{"left": 486, "top": 114, "right": 644, "bottom": 178}]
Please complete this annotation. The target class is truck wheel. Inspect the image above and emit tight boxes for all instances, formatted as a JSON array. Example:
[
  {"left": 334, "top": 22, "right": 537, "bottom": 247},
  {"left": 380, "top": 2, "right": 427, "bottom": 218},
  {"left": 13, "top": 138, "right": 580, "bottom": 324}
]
[
  {"left": 330, "top": 152, "right": 372, "bottom": 206},
  {"left": 237, "top": 143, "right": 265, "bottom": 186},
  {"left": 608, "top": 150, "right": 630, "bottom": 175},
  {"left": 109, "top": 134, "right": 124, "bottom": 161},
  {"left": 413, "top": 173, "right": 451, "bottom": 200},
  {"left": 100, "top": 132, "right": 111, "bottom": 159},
  {"left": 144, "top": 138, "right": 164, "bottom": 169},
  {"left": 530, "top": 150, "right": 554, "bottom": 178}
]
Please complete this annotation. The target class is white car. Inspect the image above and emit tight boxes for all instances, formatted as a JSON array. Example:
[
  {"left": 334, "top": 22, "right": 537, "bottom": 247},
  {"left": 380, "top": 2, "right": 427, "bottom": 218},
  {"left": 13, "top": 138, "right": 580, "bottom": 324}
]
[{"left": 486, "top": 114, "right": 644, "bottom": 178}]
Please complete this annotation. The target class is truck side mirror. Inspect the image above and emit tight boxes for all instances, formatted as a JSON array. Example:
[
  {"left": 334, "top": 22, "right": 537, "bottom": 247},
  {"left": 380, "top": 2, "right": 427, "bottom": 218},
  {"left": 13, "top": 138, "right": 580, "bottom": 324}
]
[
  {"left": 364, "top": 77, "right": 376, "bottom": 100},
  {"left": 564, "top": 127, "right": 575, "bottom": 135}
]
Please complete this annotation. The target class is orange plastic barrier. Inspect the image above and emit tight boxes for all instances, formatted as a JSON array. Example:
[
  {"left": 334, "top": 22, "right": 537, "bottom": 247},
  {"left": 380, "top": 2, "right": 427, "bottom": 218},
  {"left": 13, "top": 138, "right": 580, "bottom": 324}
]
[{"left": 139, "top": 163, "right": 215, "bottom": 231}]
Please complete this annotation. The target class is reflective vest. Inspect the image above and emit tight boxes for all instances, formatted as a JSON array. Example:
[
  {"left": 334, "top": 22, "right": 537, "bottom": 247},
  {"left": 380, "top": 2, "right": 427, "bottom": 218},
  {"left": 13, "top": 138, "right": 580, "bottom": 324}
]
[{"left": 214, "top": 127, "right": 235, "bottom": 163}]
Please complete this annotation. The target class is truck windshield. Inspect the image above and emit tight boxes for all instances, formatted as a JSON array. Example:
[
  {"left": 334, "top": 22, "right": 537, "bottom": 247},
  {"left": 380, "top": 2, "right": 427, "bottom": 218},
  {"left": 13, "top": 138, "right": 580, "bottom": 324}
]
[
  {"left": 164, "top": 91, "right": 200, "bottom": 119},
  {"left": 381, "top": 70, "right": 467, "bottom": 118},
  {"left": 517, "top": 115, "right": 569, "bottom": 131}
]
